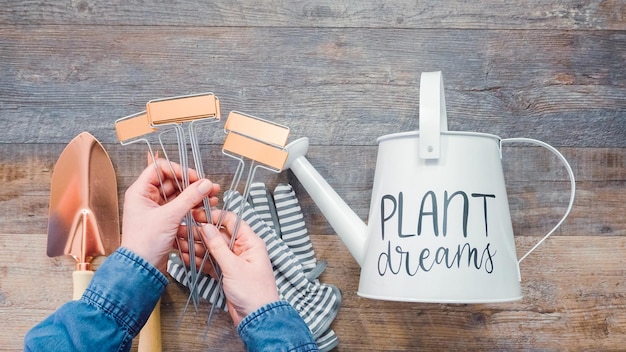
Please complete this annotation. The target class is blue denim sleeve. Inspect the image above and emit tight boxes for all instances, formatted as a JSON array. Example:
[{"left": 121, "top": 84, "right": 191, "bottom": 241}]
[
  {"left": 237, "top": 300, "right": 319, "bottom": 352},
  {"left": 24, "top": 247, "right": 167, "bottom": 352}
]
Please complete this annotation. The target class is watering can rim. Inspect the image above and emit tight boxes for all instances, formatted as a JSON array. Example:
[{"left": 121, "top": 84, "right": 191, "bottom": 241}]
[{"left": 377, "top": 130, "right": 502, "bottom": 144}]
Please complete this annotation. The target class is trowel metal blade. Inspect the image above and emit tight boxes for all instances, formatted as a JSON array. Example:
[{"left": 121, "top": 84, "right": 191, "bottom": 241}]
[{"left": 46, "top": 132, "right": 120, "bottom": 267}]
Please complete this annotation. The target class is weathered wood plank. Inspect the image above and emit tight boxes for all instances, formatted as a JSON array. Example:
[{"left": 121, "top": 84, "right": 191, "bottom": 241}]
[
  {"left": 0, "top": 143, "right": 623, "bottom": 237},
  {"left": 2, "top": 234, "right": 626, "bottom": 351},
  {"left": 1, "top": 27, "right": 624, "bottom": 147},
  {"left": 1, "top": 0, "right": 624, "bottom": 30},
  {"left": 0, "top": 1, "right": 624, "bottom": 350}
]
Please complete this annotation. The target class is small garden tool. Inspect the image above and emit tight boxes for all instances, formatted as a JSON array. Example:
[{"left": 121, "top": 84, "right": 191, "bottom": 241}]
[{"left": 47, "top": 132, "right": 120, "bottom": 299}]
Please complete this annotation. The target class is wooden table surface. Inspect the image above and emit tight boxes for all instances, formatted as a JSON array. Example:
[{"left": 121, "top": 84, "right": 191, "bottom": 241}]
[{"left": 1, "top": 1, "right": 625, "bottom": 351}]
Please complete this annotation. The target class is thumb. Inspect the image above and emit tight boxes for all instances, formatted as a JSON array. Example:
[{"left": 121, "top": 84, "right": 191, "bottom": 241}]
[
  {"left": 201, "top": 224, "right": 236, "bottom": 269},
  {"left": 163, "top": 179, "right": 213, "bottom": 220}
]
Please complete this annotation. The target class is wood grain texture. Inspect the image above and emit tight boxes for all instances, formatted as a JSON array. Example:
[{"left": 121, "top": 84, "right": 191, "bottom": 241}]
[
  {"left": 1, "top": 1, "right": 625, "bottom": 30},
  {"left": 1, "top": 0, "right": 625, "bottom": 350},
  {"left": 1, "top": 27, "right": 625, "bottom": 146},
  {"left": 2, "top": 234, "right": 626, "bottom": 351}
]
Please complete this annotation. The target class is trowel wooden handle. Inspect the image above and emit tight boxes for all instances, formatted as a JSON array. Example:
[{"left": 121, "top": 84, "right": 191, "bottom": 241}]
[
  {"left": 138, "top": 298, "right": 162, "bottom": 352},
  {"left": 72, "top": 270, "right": 94, "bottom": 300}
]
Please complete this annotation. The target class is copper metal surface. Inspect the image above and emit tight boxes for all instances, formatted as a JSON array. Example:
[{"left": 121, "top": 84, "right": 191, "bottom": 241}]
[
  {"left": 47, "top": 132, "right": 120, "bottom": 270},
  {"left": 147, "top": 93, "right": 220, "bottom": 125},
  {"left": 115, "top": 111, "right": 157, "bottom": 143},
  {"left": 224, "top": 111, "right": 289, "bottom": 147},
  {"left": 223, "top": 131, "right": 289, "bottom": 171}
]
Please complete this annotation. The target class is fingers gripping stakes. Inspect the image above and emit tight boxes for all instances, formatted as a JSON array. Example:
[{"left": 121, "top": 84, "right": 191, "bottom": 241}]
[
  {"left": 168, "top": 186, "right": 342, "bottom": 351},
  {"left": 118, "top": 98, "right": 342, "bottom": 350},
  {"left": 116, "top": 93, "right": 222, "bottom": 312}
]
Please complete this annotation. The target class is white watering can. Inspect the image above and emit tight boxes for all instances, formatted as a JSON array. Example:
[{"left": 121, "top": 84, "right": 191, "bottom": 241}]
[{"left": 284, "top": 71, "right": 575, "bottom": 303}]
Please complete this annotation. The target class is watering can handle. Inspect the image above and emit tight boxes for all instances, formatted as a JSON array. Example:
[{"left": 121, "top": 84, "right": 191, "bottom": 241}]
[
  {"left": 419, "top": 71, "right": 448, "bottom": 159},
  {"left": 500, "top": 138, "right": 576, "bottom": 264}
]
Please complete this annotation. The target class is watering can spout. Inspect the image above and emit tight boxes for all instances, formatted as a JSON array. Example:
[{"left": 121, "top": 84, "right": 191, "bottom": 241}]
[{"left": 285, "top": 138, "right": 368, "bottom": 266}]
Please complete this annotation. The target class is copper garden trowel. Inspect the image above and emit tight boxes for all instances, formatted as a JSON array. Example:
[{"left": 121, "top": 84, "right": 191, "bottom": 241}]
[{"left": 47, "top": 132, "right": 120, "bottom": 300}]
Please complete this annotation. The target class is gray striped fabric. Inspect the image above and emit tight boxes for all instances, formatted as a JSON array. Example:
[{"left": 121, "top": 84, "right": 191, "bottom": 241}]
[
  {"left": 168, "top": 255, "right": 227, "bottom": 309},
  {"left": 272, "top": 184, "right": 318, "bottom": 273},
  {"left": 247, "top": 183, "right": 323, "bottom": 278},
  {"left": 167, "top": 187, "right": 342, "bottom": 351},
  {"left": 246, "top": 184, "right": 339, "bottom": 350}
]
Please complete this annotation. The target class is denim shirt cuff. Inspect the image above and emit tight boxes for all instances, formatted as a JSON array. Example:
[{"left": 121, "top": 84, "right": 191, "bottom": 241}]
[
  {"left": 237, "top": 300, "right": 318, "bottom": 351},
  {"left": 81, "top": 247, "right": 168, "bottom": 336}
]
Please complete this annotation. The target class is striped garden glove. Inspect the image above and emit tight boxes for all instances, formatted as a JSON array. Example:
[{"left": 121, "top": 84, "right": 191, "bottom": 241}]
[
  {"left": 246, "top": 183, "right": 327, "bottom": 281},
  {"left": 168, "top": 184, "right": 342, "bottom": 351}
]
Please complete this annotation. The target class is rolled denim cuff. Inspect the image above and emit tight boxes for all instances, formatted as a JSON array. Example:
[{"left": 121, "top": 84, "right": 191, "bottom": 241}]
[
  {"left": 238, "top": 300, "right": 319, "bottom": 352},
  {"left": 81, "top": 247, "right": 168, "bottom": 336}
]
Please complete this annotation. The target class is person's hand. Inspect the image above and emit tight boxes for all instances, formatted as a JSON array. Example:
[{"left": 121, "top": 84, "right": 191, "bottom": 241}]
[
  {"left": 196, "top": 210, "right": 280, "bottom": 326},
  {"left": 121, "top": 158, "right": 219, "bottom": 273}
]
